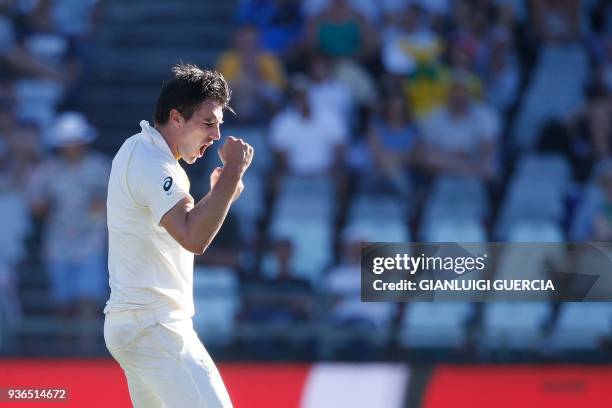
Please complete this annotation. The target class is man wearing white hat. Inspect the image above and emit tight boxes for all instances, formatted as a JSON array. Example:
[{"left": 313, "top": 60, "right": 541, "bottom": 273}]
[{"left": 26, "top": 111, "right": 110, "bottom": 349}]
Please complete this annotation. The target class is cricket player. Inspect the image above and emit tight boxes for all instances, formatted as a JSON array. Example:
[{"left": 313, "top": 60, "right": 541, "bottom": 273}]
[{"left": 103, "top": 63, "right": 253, "bottom": 407}]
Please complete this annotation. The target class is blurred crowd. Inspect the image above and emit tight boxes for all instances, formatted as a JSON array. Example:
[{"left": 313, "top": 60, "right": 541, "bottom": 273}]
[
  {"left": 207, "top": 0, "right": 612, "bottom": 358},
  {"left": 1, "top": 0, "right": 612, "bottom": 358},
  {"left": 0, "top": 0, "right": 105, "bottom": 347}
]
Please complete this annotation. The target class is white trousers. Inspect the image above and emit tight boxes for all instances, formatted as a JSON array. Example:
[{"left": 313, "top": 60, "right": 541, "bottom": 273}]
[{"left": 104, "top": 309, "right": 232, "bottom": 408}]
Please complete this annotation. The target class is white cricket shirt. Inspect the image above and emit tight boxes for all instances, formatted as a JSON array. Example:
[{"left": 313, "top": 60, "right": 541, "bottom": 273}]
[{"left": 104, "top": 120, "right": 194, "bottom": 317}]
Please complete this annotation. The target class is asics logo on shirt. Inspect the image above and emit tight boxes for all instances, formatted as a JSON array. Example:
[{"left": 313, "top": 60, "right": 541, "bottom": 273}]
[{"left": 163, "top": 177, "right": 173, "bottom": 192}]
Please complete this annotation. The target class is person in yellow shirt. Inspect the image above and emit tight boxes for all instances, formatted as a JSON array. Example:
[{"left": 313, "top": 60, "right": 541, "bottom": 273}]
[
  {"left": 403, "top": 41, "right": 483, "bottom": 119},
  {"left": 216, "top": 25, "right": 286, "bottom": 123}
]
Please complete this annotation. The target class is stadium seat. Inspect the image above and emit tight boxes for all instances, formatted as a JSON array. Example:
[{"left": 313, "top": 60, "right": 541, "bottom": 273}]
[
  {"left": 344, "top": 219, "right": 410, "bottom": 243},
  {"left": 399, "top": 302, "right": 473, "bottom": 348},
  {"left": 420, "top": 176, "right": 489, "bottom": 234},
  {"left": 348, "top": 193, "right": 407, "bottom": 225},
  {"left": 323, "top": 263, "right": 397, "bottom": 330},
  {"left": 270, "top": 217, "right": 333, "bottom": 282},
  {"left": 422, "top": 219, "right": 487, "bottom": 243},
  {"left": 481, "top": 302, "right": 551, "bottom": 349},
  {"left": 231, "top": 171, "right": 264, "bottom": 239},
  {"left": 495, "top": 175, "right": 566, "bottom": 240},
  {"left": 512, "top": 44, "right": 589, "bottom": 149},
  {"left": 274, "top": 175, "right": 336, "bottom": 222},
  {"left": 551, "top": 303, "right": 612, "bottom": 350},
  {"left": 506, "top": 221, "right": 564, "bottom": 242},
  {"left": 192, "top": 266, "right": 240, "bottom": 345},
  {"left": 514, "top": 153, "right": 572, "bottom": 192}
]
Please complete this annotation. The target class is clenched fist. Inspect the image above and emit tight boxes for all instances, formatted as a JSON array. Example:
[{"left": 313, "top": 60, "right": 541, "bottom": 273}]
[{"left": 218, "top": 136, "right": 254, "bottom": 176}]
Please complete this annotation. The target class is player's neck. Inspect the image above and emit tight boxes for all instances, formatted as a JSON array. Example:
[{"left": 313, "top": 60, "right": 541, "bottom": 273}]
[{"left": 154, "top": 124, "right": 181, "bottom": 161}]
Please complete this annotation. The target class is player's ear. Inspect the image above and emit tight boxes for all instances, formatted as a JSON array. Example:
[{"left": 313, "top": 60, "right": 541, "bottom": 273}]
[{"left": 169, "top": 109, "right": 183, "bottom": 128}]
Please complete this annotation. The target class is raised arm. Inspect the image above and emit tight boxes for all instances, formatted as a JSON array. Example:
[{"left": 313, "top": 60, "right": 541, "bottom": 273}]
[{"left": 161, "top": 136, "right": 253, "bottom": 254}]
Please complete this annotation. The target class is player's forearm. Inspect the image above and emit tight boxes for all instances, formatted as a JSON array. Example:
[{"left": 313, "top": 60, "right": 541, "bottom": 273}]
[{"left": 185, "top": 169, "right": 241, "bottom": 254}]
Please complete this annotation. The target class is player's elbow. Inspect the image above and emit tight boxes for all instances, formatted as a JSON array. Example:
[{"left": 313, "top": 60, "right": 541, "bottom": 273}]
[{"left": 183, "top": 234, "right": 212, "bottom": 255}]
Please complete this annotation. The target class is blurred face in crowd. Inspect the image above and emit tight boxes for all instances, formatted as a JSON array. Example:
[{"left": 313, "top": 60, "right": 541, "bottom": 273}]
[
  {"left": 58, "top": 143, "right": 87, "bottom": 163},
  {"left": 309, "top": 56, "right": 330, "bottom": 82},
  {"left": 236, "top": 26, "right": 260, "bottom": 55},
  {"left": 173, "top": 99, "right": 223, "bottom": 164}
]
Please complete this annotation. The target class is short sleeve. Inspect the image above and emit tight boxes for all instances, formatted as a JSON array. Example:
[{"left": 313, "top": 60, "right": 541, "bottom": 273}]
[{"left": 128, "top": 154, "right": 192, "bottom": 225}]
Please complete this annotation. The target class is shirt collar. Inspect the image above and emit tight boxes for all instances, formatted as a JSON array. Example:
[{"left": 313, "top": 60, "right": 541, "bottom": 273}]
[{"left": 139, "top": 120, "right": 176, "bottom": 160}]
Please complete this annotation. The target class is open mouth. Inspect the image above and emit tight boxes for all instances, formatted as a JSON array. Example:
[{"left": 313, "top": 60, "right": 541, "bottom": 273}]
[{"left": 198, "top": 142, "right": 212, "bottom": 158}]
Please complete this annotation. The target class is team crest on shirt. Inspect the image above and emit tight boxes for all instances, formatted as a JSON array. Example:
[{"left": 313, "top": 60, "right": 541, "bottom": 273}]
[{"left": 163, "top": 177, "right": 173, "bottom": 192}]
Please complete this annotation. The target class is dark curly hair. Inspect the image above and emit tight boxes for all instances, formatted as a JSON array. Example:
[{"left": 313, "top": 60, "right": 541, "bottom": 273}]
[{"left": 154, "top": 63, "right": 233, "bottom": 125}]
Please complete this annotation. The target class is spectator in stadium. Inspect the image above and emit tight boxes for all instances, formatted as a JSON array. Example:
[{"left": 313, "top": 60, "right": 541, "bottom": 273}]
[
  {"left": 531, "top": 0, "right": 582, "bottom": 44},
  {"left": 216, "top": 25, "right": 286, "bottom": 124},
  {"left": 400, "top": 34, "right": 484, "bottom": 119},
  {"left": 419, "top": 72, "right": 500, "bottom": 182},
  {"left": 256, "top": 238, "right": 312, "bottom": 321},
  {"left": 306, "top": 52, "right": 353, "bottom": 124},
  {"left": 5, "top": 120, "right": 42, "bottom": 187},
  {"left": 26, "top": 112, "right": 110, "bottom": 346},
  {"left": 235, "top": 0, "right": 304, "bottom": 58},
  {"left": 323, "top": 227, "right": 396, "bottom": 357},
  {"left": 240, "top": 238, "right": 313, "bottom": 356},
  {"left": 0, "top": 2, "right": 65, "bottom": 84},
  {"left": 450, "top": 0, "right": 494, "bottom": 69},
  {"left": 269, "top": 75, "right": 348, "bottom": 178},
  {"left": 447, "top": 38, "right": 484, "bottom": 97},
  {"left": 10, "top": 0, "right": 82, "bottom": 128},
  {"left": 365, "top": 92, "right": 420, "bottom": 198},
  {"left": 304, "top": 0, "right": 376, "bottom": 60},
  {"left": 565, "top": 74, "right": 611, "bottom": 176},
  {"left": 381, "top": 4, "right": 443, "bottom": 77},
  {"left": 302, "top": 0, "right": 380, "bottom": 24}
]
